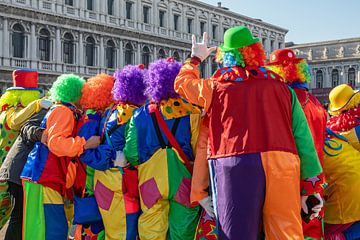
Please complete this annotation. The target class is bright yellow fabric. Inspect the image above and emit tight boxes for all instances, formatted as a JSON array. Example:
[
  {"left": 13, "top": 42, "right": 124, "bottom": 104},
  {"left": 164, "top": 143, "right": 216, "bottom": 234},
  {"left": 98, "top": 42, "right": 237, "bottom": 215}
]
[
  {"left": 94, "top": 169, "right": 127, "bottom": 240},
  {"left": 43, "top": 185, "right": 64, "bottom": 204},
  {"left": 340, "top": 128, "right": 360, "bottom": 151},
  {"left": 323, "top": 137, "right": 360, "bottom": 224},
  {"left": 116, "top": 104, "right": 137, "bottom": 125},
  {"left": 159, "top": 98, "right": 201, "bottom": 120},
  {"left": 6, "top": 99, "right": 41, "bottom": 130},
  {"left": 189, "top": 113, "right": 201, "bottom": 155},
  {"left": 261, "top": 151, "right": 304, "bottom": 240}
]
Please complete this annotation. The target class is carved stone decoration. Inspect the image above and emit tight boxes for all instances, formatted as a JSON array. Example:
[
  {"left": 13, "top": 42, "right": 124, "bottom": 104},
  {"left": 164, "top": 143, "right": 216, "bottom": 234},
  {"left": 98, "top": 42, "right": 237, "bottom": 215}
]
[
  {"left": 336, "top": 46, "right": 344, "bottom": 58},
  {"left": 308, "top": 49, "right": 313, "bottom": 61},
  {"left": 322, "top": 47, "right": 328, "bottom": 59},
  {"left": 356, "top": 45, "right": 360, "bottom": 55}
]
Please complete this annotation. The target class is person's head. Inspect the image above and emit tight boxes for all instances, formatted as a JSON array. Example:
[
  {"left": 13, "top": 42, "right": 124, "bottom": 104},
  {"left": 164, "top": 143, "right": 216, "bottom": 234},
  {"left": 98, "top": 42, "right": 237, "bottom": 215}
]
[
  {"left": 215, "top": 26, "right": 266, "bottom": 68},
  {"left": 266, "top": 49, "right": 311, "bottom": 88},
  {"left": 49, "top": 74, "right": 85, "bottom": 104},
  {"left": 113, "top": 64, "right": 147, "bottom": 106},
  {"left": 328, "top": 84, "right": 359, "bottom": 116},
  {"left": 79, "top": 73, "right": 115, "bottom": 111},
  {"left": 145, "top": 58, "right": 182, "bottom": 103},
  {"left": 0, "top": 69, "right": 41, "bottom": 110}
]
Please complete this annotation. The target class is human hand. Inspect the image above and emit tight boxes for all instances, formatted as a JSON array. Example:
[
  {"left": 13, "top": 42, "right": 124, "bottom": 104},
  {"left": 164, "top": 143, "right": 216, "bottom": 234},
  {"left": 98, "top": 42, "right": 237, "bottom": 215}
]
[
  {"left": 199, "top": 196, "right": 215, "bottom": 218},
  {"left": 191, "top": 32, "right": 217, "bottom": 62},
  {"left": 113, "top": 151, "right": 130, "bottom": 167},
  {"left": 301, "top": 193, "right": 323, "bottom": 220},
  {"left": 84, "top": 136, "right": 101, "bottom": 150}
]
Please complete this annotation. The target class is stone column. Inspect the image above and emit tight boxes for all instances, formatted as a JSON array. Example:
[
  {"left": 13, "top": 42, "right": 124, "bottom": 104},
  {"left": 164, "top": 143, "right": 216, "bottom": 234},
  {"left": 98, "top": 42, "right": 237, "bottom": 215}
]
[
  {"left": 340, "top": 65, "right": 346, "bottom": 84},
  {"left": 99, "top": 36, "right": 105, "bottom": 68},
  {"left": 30, "top": 24, "right": 37, "bottom": 69},
  {"left": 136, "top": 43, "right": 141, "bottom": 64},
  {"left": 55, "top": 28, "right": 62, "bottom": 71},
  {"left": 78, "top": 32, "right": 84, "bottom": 73},
  {"left": 114, "top": 0, "right": 120, "bottom": 17},
  {"left": 118, "top": 40, "right": 123, "bottom": 68}
]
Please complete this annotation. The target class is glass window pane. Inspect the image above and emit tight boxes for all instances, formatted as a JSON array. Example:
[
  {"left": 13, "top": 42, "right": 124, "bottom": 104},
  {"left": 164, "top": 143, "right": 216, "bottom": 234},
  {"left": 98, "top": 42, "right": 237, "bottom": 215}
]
[
  {"left": 126, "top": 2, "right": 132, "bottom": 19},
  {"left": 174, "top": 15, "right": 179, "bottom": 31},
  {"left": 108, "top": 0, "right": 114, "bottom": 15}
]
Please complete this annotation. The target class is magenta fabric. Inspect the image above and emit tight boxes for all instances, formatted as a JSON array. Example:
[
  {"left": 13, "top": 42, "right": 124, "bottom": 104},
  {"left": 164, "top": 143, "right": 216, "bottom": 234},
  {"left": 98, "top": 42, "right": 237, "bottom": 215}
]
[
  {"left": 94, "top": 180, "right": 114, "bottom": 211},
  {"left": 325, "top": 223, "right": 353, "bottom": 240},
  {"left": 174, "top": 177, "right": 191, "bottom": 207},
  {"left": 139, "top": 178, "right": 161, "bottom": 209}
]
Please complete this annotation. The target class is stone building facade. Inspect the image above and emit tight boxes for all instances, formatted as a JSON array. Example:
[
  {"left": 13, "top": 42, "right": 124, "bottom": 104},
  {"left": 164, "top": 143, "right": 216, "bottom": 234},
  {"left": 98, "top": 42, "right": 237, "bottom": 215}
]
[
  {"left": 0, "top": 0, "right": 287, "bottom": 92},
  {"left": 287, "top": 38, "right": 360, "bottom": 103}
]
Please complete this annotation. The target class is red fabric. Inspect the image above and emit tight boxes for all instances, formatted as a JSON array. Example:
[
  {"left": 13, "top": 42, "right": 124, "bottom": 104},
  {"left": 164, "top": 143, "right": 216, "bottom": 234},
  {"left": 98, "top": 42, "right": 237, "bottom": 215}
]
[
  {"left": 123, "top": 168, "right": 140, "bottom": 214},
  {"left": 208, "top": 79, "right": 297, "bottom": 158},
  {"left": 195, "top": 210, "right": 217, "bottom": 240},
  {"left": 325, "top": 223, "right": 353, "bottom": 240},
  {"left": 327, "top": 107, "right": 360, "bottom": 132},
  {"left": 12, "top": 70, "right": 38, "bottom": 88},
  {"left": 212, "top": 66, "right": 282, "bottom": 83}
]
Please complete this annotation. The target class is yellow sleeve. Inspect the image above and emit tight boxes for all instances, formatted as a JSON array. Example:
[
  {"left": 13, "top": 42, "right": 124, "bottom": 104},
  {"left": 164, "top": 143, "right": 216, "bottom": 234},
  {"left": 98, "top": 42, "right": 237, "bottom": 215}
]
[
  {"left": 340, "top": 127, "right": 360, "bottom": 151},
  {"left": 174, "top": 63, "right": 214, "bottom": 112},
  {"left": 7, "top": 99, "right": 42, "bottom": 131},
  {"left": 46, "top": 105, "right": 86, "bottom": 157},
  {"left": 190, "top": 113, "right": 201, "bottom": 155}
]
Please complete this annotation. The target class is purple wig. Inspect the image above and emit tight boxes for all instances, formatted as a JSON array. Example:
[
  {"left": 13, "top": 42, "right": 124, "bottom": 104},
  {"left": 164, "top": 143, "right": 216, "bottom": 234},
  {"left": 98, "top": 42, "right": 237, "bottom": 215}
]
[
  {"left": 113, "top": 65, "right": 148, "bottom": 106},
  {"left": 145, "top": 58, "right": 182, "bottom": 103}
]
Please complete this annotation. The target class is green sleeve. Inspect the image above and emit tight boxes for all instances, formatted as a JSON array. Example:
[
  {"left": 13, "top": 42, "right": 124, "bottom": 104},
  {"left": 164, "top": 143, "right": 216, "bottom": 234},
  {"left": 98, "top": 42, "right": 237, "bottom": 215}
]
[
  {"left": 123, "top": 116, "right": 139, "bottom": 167},
  {"left": 290, "top": 87, "right": 322, "bottom": 179}
]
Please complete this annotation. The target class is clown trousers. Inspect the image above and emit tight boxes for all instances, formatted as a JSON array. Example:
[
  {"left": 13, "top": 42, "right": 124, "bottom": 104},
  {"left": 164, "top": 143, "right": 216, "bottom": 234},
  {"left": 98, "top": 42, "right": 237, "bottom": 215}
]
[
  {"left": 94, "top": 168, "right": 140, "bottom": 240},
  {"left": 137, "top": 149, "right": 200, "bottom": 240},
  {"left": 22, "top": 181, "right": 69, "bottom": 240},
  {"left": 209, "top": 151, "right": 304, "bottom": 240}
]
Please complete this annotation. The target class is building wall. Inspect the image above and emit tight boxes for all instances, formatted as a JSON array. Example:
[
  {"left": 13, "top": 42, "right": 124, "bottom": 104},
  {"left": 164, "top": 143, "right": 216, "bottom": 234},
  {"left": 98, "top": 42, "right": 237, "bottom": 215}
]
[{"left": 0, "top": 0, "right": 287, "bottom": 93}]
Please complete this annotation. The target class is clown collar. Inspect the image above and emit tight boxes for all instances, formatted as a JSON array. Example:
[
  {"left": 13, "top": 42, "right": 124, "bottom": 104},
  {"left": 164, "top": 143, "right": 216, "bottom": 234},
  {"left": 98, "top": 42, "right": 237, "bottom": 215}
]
[{"left": 213, "top": 66, "right": 282, "bottom": 82}]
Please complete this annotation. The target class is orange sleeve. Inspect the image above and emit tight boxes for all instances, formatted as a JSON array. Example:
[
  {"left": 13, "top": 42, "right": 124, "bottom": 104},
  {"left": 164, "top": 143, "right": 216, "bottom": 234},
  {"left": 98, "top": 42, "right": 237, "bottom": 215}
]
[
  {"left": 174, "top": 63, "right": 213, "bottom": 112},
  {"left": 46, "top": 105, "right": 86, "bottom": 157},
  {"left": 190, "top": 118, "right": 210, "bottom": 204}
]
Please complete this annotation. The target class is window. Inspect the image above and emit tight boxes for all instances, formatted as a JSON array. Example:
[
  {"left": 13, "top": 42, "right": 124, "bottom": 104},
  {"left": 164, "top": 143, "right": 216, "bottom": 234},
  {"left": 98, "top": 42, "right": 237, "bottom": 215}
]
[
  {"left": 124, "top": 43, "right": 133, "bottom": 65},
  {"left": 348, "top": 68, "right": 356, "bottom": 87},
  {"left": 108, "top": 0, "right": 114, "bottom": 15},
  {"left": 173, "top": 51, "right": 180, "bottom": 62},
  {"left": 65, "top": 0, "right": 73, "bottom": 6},
  {"left": 87, "top": 0, "right": 93, "bottom": 10},
  {"left": 223, "top": 27, "right": 228, "bottom": 34},
  {"left": 200, "top": 61, "right": 206, "bottom": 78},
  {"left": 158, "top": 49, "right": 166, "bottom": 59},
  {"left": 332, "top": 69, "right": 339, "bottom": 87},
  {"left": 316, "top": 70, "right": 323, "bottom": 89},
  {"left": 270, "top": 40, "right": 275, "bottom": 51},
  {"left": 278, "top": 42, "right": 282, "bottom": 50},
  {"left": 142, "top": 46, "right": 150, "bottom": 68},
  {"left": 12, "top": 24, "right": 25, "bottom": 58},
  {"left": 126, "top": 2, "right": 132, "bottom": 19},
  {"left": 187, "top": 18, "right": 193, "bottom": 34},
  {"left": 159, "top": 10, "right": 165, "bottom": 27},
  {"left": 212, "top": 25, "right": 217, "bottom": 39},
  {"left": 39, "top": 29, "right": 51, "bottom": 61},
  {"left": 174, "top": 15, "right": 179, "bottom": 31},
  {"left": 63, "top": 33, "right": 74, "bottom": 64},
  {"left": 85, "top": 36, "right": 95, "bottom": 66},
  {"left": 200, "top": 22, "right": 206, "bottom": 35},
  {"left": 143, "top": 6, "right": 150, "bottom": 24},
  {"left": 106, "top": 40, "right": 115, "bottom": 68}
]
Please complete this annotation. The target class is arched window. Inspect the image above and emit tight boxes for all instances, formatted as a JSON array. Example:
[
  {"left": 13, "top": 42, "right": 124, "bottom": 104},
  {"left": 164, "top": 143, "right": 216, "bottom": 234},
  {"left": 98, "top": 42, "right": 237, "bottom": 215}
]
[
  {"left": 12, "top": 24, "right": 25, "bottom": 58},
  {"left": 39, "top": 28, "right": 51, "bottom": 61},
  {"left": 63, "top": 33, "right": 74, "bottom": 64},
  {"left": 106, "top": 40, "right": 115, "bottom": 68},
  {"left": 348, "top": 68, "right": 356, "bottom": 87},
  {"left": 108, "top": 0, "right": 114, "bottom": 15},
  {"left": 173, "top": 51, "right": 180, "bottom": 62},
  {"left": 142, "top": 46, "right": 150, "bottom": 68},
  {"left": 124, "top": 43, "right": 133, "bottom": 65},
  {"left": 332, "top": 69, "right": 339, "bottom": 87},
  {"left": 158, "top": 49, "right": 166, "bottom": 59},
  {"left": 85, "top": 36, "right": 95, "bottom": 66},
  {"left": 316, "top": 70, "right": 323, "bottom": 89}
]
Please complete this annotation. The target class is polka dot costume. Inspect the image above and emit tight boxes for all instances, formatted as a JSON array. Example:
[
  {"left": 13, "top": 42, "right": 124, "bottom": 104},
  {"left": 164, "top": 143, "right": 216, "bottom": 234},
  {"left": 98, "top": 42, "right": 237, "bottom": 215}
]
[{"left": 0, "top": 111, "right": 19, "bottom": 165}]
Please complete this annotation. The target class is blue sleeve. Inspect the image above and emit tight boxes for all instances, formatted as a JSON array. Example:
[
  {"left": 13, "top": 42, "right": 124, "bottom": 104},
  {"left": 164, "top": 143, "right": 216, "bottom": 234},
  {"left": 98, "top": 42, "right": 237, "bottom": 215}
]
[{"left": 80, "top": 144, "right": 115, "bottom": 170}]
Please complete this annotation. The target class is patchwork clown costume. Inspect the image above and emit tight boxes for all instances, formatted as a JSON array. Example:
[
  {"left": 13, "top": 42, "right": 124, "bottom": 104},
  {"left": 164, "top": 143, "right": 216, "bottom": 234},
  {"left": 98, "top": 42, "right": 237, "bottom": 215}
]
[
  {"left": 174, "top": 27, "right": 322, "bottom": 239},
  {"left": 92, "top": 65, "right": 147, "bottom": 240},
  {"left": 124, "top": 59, "right": 201, "bottom": 240},
  {"left": 323, "top": 84, "right": 360, "bottom": 240},
  {"left": 21, "top": 74, "right": 87, "bottom": 240},
  {"left": 267, "top": 48, "right": 327, "bottom": 240}
]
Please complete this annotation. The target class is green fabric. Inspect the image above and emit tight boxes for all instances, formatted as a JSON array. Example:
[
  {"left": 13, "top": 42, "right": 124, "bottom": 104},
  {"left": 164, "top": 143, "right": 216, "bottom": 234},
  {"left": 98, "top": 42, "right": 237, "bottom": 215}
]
[
  {"left": 85, "top": 166, "right": 95, "bottom": 196},
  {"left": 123, "top": 116, "right": 139, "bottom": 167},
  {"left": 97, "top": 230, "right": 105, "bottom": 240},
  {"left": 220, "top": 26, "right": 259, "bottom": 51},
  {"left": 0, "top": 181, "right": 12, "bottom": 230},
  {"left": 23, "top": 181, "right": 45, "bottom": 240},
  {"left": 290, "top": 87, "right": 322, "bottom": 179}
]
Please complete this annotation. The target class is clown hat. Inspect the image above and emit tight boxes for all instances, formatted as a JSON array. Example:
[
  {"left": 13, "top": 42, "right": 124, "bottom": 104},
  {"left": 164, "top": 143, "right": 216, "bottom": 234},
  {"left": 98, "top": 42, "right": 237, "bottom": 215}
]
[
  {"left": 219, "top": 26, "right": 259, "bottom": 52},
  {"left": 7, "top": 69, "right": 41, "bottom": 91},
  {"left": 329, "top": 84, "right": 359, "bottom": 113},
  {"left": 267, "top": 49, "right": 303, "bottom": 66}
]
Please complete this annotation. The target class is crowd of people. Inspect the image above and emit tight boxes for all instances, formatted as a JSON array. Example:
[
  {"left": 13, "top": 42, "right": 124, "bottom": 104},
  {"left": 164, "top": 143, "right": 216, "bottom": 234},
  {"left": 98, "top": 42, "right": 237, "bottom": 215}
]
[{"left": 0, "top": 26, "right": 359, "bottom": 240}]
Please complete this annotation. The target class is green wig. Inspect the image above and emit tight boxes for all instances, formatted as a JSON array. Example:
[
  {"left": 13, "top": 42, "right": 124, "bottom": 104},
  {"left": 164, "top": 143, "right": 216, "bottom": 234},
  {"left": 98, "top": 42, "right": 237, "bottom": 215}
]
[{"left": 49, "top": 74, "right": 85, "bottom": 103}]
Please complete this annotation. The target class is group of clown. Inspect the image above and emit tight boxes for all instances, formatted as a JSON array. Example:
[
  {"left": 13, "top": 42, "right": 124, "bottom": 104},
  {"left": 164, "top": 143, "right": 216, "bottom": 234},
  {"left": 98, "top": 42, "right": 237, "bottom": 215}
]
[{"left": 0, "top": 25, "right": 359, "bottom": 240}]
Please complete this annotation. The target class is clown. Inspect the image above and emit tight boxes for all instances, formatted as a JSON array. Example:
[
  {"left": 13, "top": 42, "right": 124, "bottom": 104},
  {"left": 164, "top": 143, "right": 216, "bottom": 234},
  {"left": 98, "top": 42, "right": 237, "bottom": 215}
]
[
  {"left": 266, "top": 48, "right": 327, "bottom": 240},
  {"left": 92, "top": 65, "right": 147, "bottom": 240},
  {"left": 20, "top": 74, "right": 100, "bottom": 240},
  {"left": 124, "top": 58, "right": 201, "bottom": 240},
  {"left": 323, "top": 84, "right": 360, "bottom": 240},
  {"left": 174, "top": 27, "right": 322, "bottom": 239}
]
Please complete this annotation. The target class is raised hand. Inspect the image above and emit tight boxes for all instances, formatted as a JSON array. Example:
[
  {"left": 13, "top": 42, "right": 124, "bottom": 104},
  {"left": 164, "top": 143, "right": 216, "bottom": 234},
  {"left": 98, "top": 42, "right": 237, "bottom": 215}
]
[{"left": 191, "top": 32, "right": 217, "bottom": 62}]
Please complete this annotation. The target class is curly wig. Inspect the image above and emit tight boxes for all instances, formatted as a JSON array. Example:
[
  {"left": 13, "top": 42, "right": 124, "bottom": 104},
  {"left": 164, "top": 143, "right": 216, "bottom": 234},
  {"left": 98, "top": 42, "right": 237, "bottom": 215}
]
[
  {"left": 215, "top": 42, "right": 266, "bottom": 68},
  {"left": 266, "top": 59, "right": 311, "bottom": 84},
  {"left": 145, "top": 58, "right": 182, "bottom": 103},
  {"left": 0, "top": 90, "right": 40, "bottom": 110},
  {"left": 113, "top": 65, "right": 147, "bottom": 106},
  {"left": 49, "top": 74, "right": 85, "bottom": 103},
  {"left": 80, "top": 74, "right": 115, "bottom": 111}
]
